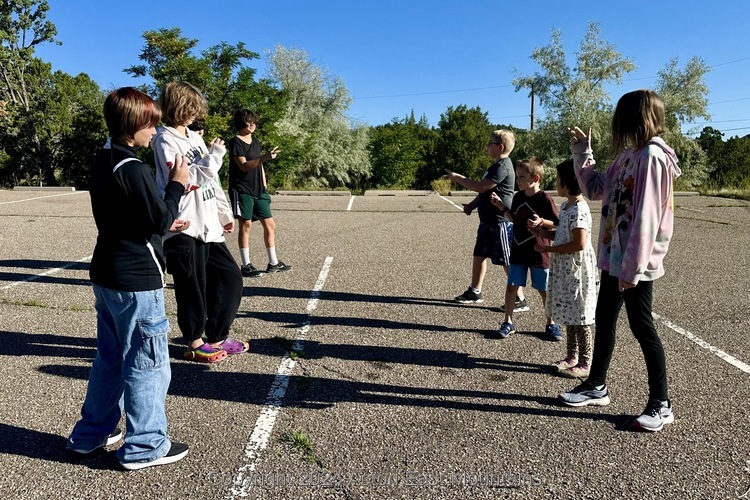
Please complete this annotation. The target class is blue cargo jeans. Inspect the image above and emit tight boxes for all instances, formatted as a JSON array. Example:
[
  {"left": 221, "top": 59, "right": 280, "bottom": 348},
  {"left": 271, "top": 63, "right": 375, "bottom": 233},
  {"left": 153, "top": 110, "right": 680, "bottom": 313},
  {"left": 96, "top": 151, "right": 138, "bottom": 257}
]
[{"left": 67, "top": 285, "right": 172, "bottom": 464}]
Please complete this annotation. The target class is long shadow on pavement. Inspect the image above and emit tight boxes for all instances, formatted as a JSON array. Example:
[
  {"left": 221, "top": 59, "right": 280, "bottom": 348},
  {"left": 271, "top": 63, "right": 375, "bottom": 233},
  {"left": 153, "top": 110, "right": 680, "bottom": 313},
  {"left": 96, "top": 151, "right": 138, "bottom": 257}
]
[
  {"left": 39, "top": 362, "right": 633, "bottom": 428},
  {"left": 238, "top": 310, "right": 487, "bottom": 335},
  {"left": 0, "top": 423, "right": 117, "bottom": 469},
  {"left": 0, "top": 331, "right": 96, "bottom": 358},
  {"left": 243, "top": 286, "right": 497, "bottom": 312},
  {"left": 0, "top": 259, "right": 90, "bottom": 271},
  {"left": 0, "top": 272, "right": 91, "bottom": 287}
]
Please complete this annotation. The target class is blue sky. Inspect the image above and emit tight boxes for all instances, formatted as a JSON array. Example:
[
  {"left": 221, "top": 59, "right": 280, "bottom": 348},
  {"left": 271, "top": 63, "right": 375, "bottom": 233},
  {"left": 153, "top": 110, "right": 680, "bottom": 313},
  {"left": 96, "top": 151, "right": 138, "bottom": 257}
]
[{"left": 37, "top": 1, "right": 750, "bottom": 137}]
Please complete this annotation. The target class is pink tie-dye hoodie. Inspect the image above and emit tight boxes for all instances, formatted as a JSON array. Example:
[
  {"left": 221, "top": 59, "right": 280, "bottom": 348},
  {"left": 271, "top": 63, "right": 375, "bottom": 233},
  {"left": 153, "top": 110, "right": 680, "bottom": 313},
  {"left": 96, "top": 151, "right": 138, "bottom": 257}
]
[{"left": 572, "top": 136, "right": 681, "bottom": 284}]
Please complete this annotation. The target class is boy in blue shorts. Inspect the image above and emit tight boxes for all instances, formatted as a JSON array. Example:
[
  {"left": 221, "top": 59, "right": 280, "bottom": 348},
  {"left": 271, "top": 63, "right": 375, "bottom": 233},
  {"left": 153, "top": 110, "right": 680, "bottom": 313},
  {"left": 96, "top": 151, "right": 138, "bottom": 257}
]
[
  {"left": 446, "top": 129, "right": 527, "bottom": 310},
  {"left": 228, "top": 109, "right": 292, "bottom": 278},
  {"left": 491, "top": 157, "right": 561, "bottom": 340}
]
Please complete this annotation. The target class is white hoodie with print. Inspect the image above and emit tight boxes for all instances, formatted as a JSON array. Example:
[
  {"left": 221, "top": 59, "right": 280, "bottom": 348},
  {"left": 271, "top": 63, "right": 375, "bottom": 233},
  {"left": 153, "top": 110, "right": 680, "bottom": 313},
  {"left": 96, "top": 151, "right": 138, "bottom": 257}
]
[{"left": 152, "top": 126, "right": 233, "bottom": 243}]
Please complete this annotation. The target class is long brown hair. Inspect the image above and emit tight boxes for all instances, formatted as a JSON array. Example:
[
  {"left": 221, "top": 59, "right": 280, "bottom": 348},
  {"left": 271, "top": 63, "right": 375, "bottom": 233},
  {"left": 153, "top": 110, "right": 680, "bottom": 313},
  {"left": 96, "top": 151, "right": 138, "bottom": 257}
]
[{"left": 611, "top": 89, "right": 665, "bottom": 151}]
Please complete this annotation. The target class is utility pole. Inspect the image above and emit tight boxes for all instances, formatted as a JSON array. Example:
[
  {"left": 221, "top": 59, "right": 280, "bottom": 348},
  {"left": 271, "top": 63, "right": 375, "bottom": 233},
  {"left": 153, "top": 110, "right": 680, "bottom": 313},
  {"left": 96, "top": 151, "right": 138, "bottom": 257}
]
[{"left": 530, "top": 84, "right": 535, "bottom": 131}]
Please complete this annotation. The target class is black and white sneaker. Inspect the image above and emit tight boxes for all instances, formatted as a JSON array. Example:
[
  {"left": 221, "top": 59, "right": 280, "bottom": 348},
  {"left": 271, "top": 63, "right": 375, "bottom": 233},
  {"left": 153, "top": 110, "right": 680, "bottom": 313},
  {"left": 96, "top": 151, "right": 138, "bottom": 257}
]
[
  {"left": 499, "top": 297, "right": 529, "bottom": 313},
  {"left": 67, "top": 428, "right": 123, "bottom": 455},
  {"left": 633, "top": 399, "right": 674, "bottom": 432},
  {"left": 454, "top": 288, "right": 483, "bottom": 304},
  {"left": 241, "top": 264, "right": 264, "bottom": 278},
  {"left": 266, "top": 261, "right": 292, "bottom": 273},
  {"left": 558, "top": 382, "right": 611, "bottom": 407},
  {"left": 120, "top": 442, "right": 189, "bottom": 471}
]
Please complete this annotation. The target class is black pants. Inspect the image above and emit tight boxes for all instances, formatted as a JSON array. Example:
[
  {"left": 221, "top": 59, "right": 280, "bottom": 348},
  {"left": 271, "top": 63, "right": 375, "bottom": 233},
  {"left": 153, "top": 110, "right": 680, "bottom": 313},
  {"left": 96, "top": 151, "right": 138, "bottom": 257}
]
[
  {"left": 588, "top": 271, "right": 668, "bottom": 401},
  {"left": 164, "top": 235, "right": 243, "bottom": 343}
]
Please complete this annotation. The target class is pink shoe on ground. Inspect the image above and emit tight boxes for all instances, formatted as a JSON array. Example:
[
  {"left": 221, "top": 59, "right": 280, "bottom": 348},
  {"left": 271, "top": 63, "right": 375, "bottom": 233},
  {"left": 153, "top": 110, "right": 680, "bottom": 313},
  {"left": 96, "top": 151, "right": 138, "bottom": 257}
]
[
  {"left": 552, "top": 357, "right": 578, "bottom": 371},
  {"left": 560, "top": 364, "right": 590, "bottom": 379}
]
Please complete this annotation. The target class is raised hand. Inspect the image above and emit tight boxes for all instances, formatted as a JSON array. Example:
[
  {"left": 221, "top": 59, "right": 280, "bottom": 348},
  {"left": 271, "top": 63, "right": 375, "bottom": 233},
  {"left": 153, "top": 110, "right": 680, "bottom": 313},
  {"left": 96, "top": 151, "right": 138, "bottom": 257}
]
[{"left": 569, "top": 126, "right": 592, "bottom": 146}]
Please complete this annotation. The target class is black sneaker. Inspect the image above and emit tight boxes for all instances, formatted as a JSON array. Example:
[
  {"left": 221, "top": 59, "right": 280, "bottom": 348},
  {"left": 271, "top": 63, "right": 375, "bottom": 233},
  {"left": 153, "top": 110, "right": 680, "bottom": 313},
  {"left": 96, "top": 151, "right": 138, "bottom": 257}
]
[
  {"left": 454, "top": 288, "right": 484, "bottom": 304},
  {"left": 266, "top": 261, "right": 292, "bottom": 273},
  {"left": 241, "top": 264, "right": 264, "bottom": 278},
  {"left": 67, "top": 427, "right": 123, "bottom": 455},
  {"left": 120, "top": 442, "right": 189, "bottom": 471},
  {"left": 499, "top": 297, "right": 530, "bottom": 313}
]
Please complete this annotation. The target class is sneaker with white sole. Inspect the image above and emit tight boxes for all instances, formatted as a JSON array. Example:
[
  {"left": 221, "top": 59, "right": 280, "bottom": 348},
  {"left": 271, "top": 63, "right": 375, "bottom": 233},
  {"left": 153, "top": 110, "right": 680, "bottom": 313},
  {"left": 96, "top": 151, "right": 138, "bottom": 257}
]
[
  {"left": 120, "top": 442, "right": 189, "bottom": 470},
  {"left": 497, "top": 321, "right": 516, "bottom": 339},
  {"left": 632, "top": 398, "right": 674, "bottom": 432},
  {"left": 67, "top": 428, "right": 123, "bottom": 455},
  {"left": 266, "top": 261, "right": 292, "bottom": 273},
  {"left": 558, "top": 381, "right": 611, "bottom": 407},
  {"left": 454, "top": 288, "right": 483, "bottom": 304},
  {"left": 498, "top": 297, "right": 530, "bottom": 313}
]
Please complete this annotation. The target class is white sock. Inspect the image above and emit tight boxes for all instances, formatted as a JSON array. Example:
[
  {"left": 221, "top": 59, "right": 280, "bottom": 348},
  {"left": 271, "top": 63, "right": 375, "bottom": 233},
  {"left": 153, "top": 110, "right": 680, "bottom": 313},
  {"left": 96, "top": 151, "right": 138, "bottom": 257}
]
[
  {"left": 470, "top": 286, "right": 480, "bottom": 294},
  {"left": 267, "top": 246, "right": 278, "bottom": 266},
  {"left": 240, "top": 248, "right": 250, "bottom": 266}
]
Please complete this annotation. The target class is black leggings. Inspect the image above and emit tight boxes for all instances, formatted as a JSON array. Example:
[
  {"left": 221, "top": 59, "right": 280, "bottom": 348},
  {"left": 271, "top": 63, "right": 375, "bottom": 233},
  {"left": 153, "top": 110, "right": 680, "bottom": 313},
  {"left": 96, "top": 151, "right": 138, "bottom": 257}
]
[
  {"left": 588, "top": 271, "right": 668, "bottom": 401},
  {"left": 164, "top": 235, "right": 243, "bottom": 343}
]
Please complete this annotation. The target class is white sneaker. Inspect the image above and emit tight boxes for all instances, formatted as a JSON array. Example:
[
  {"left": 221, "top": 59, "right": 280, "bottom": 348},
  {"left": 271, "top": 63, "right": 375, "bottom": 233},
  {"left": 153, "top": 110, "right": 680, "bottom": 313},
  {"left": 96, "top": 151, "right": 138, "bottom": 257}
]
[{"left": 633, "top": 399, "right": 674, "bottom": 432}]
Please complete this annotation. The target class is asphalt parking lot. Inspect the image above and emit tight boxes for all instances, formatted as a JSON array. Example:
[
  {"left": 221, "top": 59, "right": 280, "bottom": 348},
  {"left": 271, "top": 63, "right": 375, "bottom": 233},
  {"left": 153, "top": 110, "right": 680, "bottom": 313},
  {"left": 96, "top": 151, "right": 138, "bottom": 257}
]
[{"left": 0, "top": 189, "right": 748, "bottom": 499}]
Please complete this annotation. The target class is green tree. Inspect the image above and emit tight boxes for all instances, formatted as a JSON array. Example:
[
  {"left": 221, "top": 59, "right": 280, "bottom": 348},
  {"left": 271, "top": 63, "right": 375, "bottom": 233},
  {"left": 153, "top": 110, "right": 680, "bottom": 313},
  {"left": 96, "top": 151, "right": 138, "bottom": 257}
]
[
  {"left": 126, "top": 28, "right": 287, "bottom": 184},
  {"left": 370, "top": 112, "right": 436, "bottom": 188},
  {"left": 696, "top": 126, "right": 725, "bottom": 174},
  {"left": 652, "top": 56, "right": 712, "bottom": 186},
  {"left": 431, "top": 105, "right": 492, "bottom": 185},
  {"left": 716, "top": 135, "right": 750, "bottom": 190},
  {"left": 52, "top": 72, "right": 107, "bottom": 189},
  {"left": 0, "top": 0, "right": 60, "bottom": 185},
  {"left": 513, "top": 22, "right": 636, "bottom": 165},
  {"left": 267, "top": 45, "right": 370, "bottom": 189}
]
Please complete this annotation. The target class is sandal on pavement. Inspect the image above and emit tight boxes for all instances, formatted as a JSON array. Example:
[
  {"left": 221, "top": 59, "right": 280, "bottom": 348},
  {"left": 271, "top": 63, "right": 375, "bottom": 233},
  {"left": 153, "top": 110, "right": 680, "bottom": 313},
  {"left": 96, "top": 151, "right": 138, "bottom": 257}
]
[
  {"left": 183, "top": 343, "right": 227, "bottom": 363},
  {"left": 213, "top": 337, "right": 249, "bottom": 355}
]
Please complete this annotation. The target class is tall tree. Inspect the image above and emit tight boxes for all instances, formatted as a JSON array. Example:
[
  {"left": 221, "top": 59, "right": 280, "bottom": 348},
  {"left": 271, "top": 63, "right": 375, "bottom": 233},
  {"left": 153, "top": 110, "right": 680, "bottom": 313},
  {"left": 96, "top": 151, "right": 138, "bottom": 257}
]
[
  {"left": 512, "top": 22, "right": 636, "bottom": 165},
  {"left": 0, "top": 0, "right": 60, "bottom": 184},
  {"left": 432, "top": 105, "right": 492, "bottom": 183},
  {"left": 125, "top": 28, "right": 286, "bottom": 184},
  {"left": 267, "top": 45, "right": 370, "bottom": 189},
  {"left": 370, "top": 112, "right": 436, "bottom": 189}
]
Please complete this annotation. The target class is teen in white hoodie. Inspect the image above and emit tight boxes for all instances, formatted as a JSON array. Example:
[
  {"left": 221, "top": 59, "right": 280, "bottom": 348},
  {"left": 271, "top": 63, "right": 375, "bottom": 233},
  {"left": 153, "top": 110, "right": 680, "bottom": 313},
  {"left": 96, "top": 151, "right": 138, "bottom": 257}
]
[{"left": 152, "top": 81, "right": 247, "bottom": 363}]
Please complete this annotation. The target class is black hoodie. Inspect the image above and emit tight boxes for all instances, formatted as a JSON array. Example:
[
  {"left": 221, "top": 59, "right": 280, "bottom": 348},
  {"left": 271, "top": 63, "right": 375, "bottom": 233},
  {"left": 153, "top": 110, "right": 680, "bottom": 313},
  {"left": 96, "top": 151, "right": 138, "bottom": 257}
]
[{"left": 88, "top": 141, "right": 184, "bottom": 291}]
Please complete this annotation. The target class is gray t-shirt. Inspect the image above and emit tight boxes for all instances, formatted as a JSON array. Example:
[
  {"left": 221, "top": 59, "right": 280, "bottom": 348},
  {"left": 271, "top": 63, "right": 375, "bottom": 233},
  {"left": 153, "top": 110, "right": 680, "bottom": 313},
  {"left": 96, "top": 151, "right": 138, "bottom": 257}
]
[{"left": 477, "top": 157, "right": 515, "bottom": 224}]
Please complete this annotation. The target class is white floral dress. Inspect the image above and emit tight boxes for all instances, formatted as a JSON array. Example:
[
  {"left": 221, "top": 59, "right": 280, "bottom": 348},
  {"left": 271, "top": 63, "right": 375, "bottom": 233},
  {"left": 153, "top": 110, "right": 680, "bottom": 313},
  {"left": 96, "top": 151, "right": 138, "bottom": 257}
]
[{"left": 546, "top": 199, "right": 598, "bottom": 325}]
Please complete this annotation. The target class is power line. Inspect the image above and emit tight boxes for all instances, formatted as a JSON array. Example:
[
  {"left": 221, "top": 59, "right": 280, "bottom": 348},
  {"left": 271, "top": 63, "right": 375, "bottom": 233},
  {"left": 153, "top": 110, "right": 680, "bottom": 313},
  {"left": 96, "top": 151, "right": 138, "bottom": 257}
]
[
  {"left": 355, "top": 84, "right": 514, "bottom": 100},
  {"left": 354, "top": 56, "right": 750, "bottom": 101},
  {"left": 708, "top": 97, "right": 750, "bottom": 105}
]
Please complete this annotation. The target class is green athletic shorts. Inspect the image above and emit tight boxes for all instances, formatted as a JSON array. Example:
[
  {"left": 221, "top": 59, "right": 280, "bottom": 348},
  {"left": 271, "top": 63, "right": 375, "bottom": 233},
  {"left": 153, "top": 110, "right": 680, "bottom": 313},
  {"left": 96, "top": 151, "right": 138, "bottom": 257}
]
[{"left": 230, "top": 190, "right": 273, "bottom": 221}]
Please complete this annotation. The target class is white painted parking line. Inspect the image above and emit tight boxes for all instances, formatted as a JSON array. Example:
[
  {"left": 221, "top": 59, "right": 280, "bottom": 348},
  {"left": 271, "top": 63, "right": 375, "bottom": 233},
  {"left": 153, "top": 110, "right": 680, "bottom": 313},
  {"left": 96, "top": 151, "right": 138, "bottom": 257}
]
[
  {"left": 0, "top": 254, "right": 93, "bottom": 290},
  {"left": 0, "top": 191, "right": 84, "bottom": 205},
  {"left": 438, "top": 195, "right": 463, "bottom": 211},
  {"left": 653, "top": 312, "right": 750, "bottom": 375},
  {"left": 346, "top": 196, "right": 355, "bottom": 211},
  {"left": 230, "top": 256, "right": 334, "bottom": 498}
]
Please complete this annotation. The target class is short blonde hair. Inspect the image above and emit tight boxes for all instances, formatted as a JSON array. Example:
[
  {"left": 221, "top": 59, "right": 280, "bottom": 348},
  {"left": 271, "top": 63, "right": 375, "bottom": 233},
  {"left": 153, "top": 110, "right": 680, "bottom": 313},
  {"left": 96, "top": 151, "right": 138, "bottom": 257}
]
[
  {"left": 516, "top": 156, "right": 545, "bottom": 181},
  {"left": 157, "top": 81, "right": 207, "bottom": 127},
  {"left": 490, "top": 129, "right": 515, "bottom": 154}
]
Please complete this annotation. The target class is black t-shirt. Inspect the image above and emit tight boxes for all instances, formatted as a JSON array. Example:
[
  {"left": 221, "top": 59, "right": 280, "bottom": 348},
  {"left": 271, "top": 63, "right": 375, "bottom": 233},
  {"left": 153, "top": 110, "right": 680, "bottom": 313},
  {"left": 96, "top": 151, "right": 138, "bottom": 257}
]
[
  {"left": 228, "top": 136, "right": 266, "bottom": 197},
  {"left": 509, "top": 190, "right": 559, "bottom": 268},
  {"left": 477, "top": 157, "right": 515, "bottom": 224}
]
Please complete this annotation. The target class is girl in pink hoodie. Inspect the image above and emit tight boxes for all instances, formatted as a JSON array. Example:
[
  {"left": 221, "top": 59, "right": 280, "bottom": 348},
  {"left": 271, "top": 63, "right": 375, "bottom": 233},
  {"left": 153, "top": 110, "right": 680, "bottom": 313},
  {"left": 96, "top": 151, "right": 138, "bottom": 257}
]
[{"left": 558, "top": 90, "right": 681, "bottom": 432}]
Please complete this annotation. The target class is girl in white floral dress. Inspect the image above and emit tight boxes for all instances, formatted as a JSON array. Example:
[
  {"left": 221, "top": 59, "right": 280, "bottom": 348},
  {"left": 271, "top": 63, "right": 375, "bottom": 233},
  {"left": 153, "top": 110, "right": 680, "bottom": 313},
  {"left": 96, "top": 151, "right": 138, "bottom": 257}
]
[{"left": 531, "top": 159, "right": 598, "bottom": 378}]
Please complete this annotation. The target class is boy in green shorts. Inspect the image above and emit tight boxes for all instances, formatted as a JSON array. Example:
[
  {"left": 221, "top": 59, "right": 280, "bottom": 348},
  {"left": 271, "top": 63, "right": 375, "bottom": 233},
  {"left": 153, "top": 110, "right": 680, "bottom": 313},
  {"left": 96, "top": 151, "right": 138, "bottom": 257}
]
[{"left": 227, "top": 109, "right": 292, "bottom": 277}]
